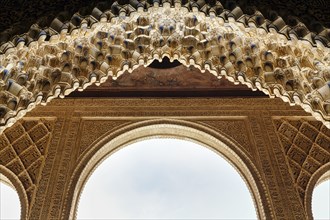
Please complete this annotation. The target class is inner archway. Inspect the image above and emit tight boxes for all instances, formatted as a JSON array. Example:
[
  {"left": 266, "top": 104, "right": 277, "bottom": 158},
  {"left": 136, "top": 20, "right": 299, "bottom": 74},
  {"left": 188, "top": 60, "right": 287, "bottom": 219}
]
[
  {"left": 305, "top": 163, "right": 330, "bottom": 220},
  {"left": 0, "top": 180, "right": 20, "bottom": 220},
  {"left": 0, "top": 172, "right": 23, "bottom": 220},
  {"left": 312, "top": 178, "right": 330, "bottom": 220},
  {"left": 77, "top": 138, "right": 257, "bottom": 219},
  {"left": 68, "top": 120, "right": 270, "bottom": 219}
]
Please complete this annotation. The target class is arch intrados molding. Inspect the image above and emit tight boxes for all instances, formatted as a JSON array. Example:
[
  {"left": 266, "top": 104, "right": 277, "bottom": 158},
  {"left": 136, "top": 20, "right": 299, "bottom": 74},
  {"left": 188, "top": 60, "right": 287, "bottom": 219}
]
[
  {"left": 305, "top": 162, "right": 330, "bottom": 220},
  {"left": 0, "top": 4, "right": 330, "bottom": 132},
  {"left": 0, "top": 165, "right": 28, "bottom": 220},
  {"left": 67, "top": 119, "right": 270, "bottom": 220}
]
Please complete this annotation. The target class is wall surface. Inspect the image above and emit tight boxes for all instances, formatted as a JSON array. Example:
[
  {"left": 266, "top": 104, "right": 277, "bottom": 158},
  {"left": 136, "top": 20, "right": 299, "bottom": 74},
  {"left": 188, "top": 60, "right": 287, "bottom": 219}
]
[{"left": 0, "top": 97, "right": 329, "bottom": 219}]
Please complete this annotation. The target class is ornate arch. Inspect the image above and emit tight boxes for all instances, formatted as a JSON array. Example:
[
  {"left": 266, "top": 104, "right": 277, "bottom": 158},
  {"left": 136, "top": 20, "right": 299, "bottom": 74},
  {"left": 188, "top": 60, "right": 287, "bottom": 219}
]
[
  {"left": 65, "top": 119, "right": 271, "bottom": 219},
  {"left": 305, "top": 162, "right": 330, "bottom": 220},
  {"left": 0, "top": 1, "right": 329, "bottom": 133},
  {"left": 0, "top": 165, "right": 29, "bottom": 220}
]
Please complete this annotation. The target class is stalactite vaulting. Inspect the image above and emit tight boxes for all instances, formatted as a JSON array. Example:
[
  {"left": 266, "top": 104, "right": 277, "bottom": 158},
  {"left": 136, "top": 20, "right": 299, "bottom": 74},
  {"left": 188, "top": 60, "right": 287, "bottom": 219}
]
[{"left": 0, "top": 1, "right": 329, "bottom": 132}]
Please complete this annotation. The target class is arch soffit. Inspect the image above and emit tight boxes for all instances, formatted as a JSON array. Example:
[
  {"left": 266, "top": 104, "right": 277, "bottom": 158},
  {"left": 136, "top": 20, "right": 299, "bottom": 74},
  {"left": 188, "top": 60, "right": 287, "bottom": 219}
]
[
  {"left": 305, "top": 162, "right": 330, "bottom": 220},
  {"left": 0, "top": 165, "right": 28, "bottom": 220},
  {"left": 0, "top": 2, "right": 330, "bottom": 133},
  {"left": 68, "top": 119, "right": 271, "bottom": 220}
]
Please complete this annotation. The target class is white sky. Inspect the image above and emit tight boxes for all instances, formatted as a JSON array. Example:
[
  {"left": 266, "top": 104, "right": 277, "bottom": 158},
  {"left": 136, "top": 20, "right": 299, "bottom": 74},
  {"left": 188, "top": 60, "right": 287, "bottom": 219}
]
[
  {"left": 0, "top": 139, "right": 329, "bottom": 219},
  {"left": 77, "top": 138, "right": 258, "bottom": 219},
  {"left": 312, "top": 180, "right": 330, "bottom": 220},
  {"left": 0, "top": 183, "right": 20, "bottom": 220}
]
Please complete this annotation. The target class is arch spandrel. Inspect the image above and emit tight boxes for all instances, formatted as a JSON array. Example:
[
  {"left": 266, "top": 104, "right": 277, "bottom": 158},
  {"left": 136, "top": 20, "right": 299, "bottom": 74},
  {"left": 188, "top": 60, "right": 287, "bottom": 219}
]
[
  {"left": 0, "top": 1, "right": 330, "bottom": 133},
  {"left": 66, "top": 119, "right": 271, "bottom": 220}
]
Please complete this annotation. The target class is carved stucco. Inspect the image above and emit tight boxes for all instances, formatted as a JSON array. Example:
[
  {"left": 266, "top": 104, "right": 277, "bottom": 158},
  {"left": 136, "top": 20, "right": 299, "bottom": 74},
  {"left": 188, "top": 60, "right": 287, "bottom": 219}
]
[
  {"left": 0, "top": 97, "right": 329, "bottom": 219},
  {"left": 0, "top": 118, "right": 54, "bottom": 219},
  {"left": 197, "top": 118, "right": 254, "bottom": 156},
  {"left": 1, "top": 0, "right": 330, "bottom": 45},
  {"left": 68, "top": 120, "right": 269, "bottom": 219},
  {"left": 273, "top": 118, "right": 330, "bottom": 207},
  {"left": 77, "top": 119, "right": 132, "bottom": 157},
  {"left": 0, "top": 2, "right": 330, "bottom": 134},
  {"left": 1, "top": 97, "right": 326, "bottom": 219}
]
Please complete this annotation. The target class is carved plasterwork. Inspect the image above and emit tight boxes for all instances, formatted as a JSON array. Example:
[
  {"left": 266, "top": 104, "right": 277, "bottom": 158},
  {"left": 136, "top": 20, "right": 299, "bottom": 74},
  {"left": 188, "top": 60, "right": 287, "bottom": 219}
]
[
  {"left": 0, "top": 2, "right": 329, "bottom": 133},
  {"left": 68, "top": 119, "right": 269, "bottom": 219},
  {"left": 273, "top": 118, "right": 330, "bottom": 206},
  {"left": 0, "top": 118, "right": 54, "bottom": 213},
  {"left": 4, "top": 97, "right": 319, "bottom": 219},
  {"left": 77, "top": 119, "right": 132, "bottom": 158},
  {"left": 197, "top": 119, "right": 253, "bottom": 156},
  {"left": 1, "top": 0, "right": 330, "bottom": 45}
]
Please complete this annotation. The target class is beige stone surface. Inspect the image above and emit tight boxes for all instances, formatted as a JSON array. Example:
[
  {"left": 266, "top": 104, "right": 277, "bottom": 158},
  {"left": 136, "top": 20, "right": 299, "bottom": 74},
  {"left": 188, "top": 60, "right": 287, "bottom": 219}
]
[{"left": 0, "top": 97, "right": 329, "bottom": 219}]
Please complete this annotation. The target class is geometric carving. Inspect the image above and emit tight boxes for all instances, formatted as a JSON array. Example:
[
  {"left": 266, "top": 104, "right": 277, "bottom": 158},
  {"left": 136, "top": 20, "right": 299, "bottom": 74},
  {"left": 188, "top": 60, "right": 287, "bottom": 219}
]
[
  {"left": 274, "top": 119, "right": 330, "bottom": 203},
  {"left": 0, "top": 2, "right": 329, "bottom": 133},
  {"left": 0, "top": 118, "right": 54, "bottom": 204},
  {"left": 6, "top": 97, "right": 316, "bottom": 220}
]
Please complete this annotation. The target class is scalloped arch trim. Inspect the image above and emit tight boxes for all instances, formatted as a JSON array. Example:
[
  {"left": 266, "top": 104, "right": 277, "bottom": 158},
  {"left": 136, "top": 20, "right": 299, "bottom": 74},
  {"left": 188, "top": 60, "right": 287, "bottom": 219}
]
[{"left": 0, "top": 2, "right": 330, "bottom": 132}]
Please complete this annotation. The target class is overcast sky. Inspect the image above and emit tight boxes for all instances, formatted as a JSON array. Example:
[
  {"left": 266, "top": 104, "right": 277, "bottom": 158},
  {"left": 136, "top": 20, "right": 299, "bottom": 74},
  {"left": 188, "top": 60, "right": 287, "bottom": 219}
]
[
  {"left": 1, "top": 138, "right": 329, "bottom": 219},
  {"left": 77, "top": 139, "right": 257, "bottom": 219},
  {"left": 312, "top": 180, "right": 330, "bottom": 220},
  {"left": 0, "top": 183, "right": 20, "bottom": 220}
]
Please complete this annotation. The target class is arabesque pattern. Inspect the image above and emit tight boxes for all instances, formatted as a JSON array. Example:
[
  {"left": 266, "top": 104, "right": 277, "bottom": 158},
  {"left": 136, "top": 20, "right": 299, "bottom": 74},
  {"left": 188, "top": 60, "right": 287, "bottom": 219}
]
[{"left": 0, "top": 2, "right": 330, "bottom": 132}]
